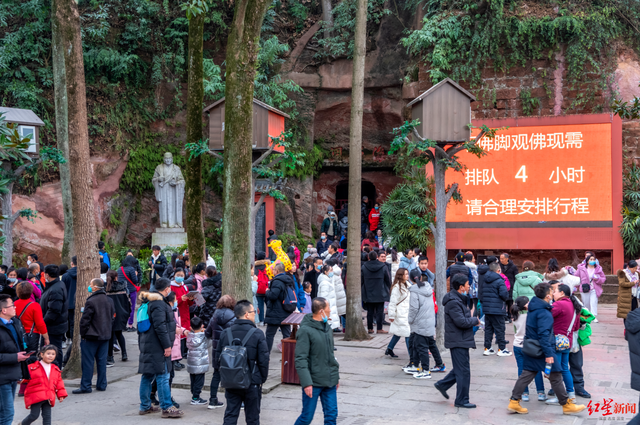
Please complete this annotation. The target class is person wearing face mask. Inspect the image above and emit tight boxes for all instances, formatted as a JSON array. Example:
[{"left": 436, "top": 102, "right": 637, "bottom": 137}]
[
  {"left": 294, "top": 297, "right": 340, "bottom": 425},
  {"left": 171, "top": 268, "right": 193, "bottom": 365},
  {"left": 317, "top": 265, "right": 340, "bottom": 331},
  {"left": 321, "top": 207, "right": 341, "bottom": 241},
  {"left": 138, "top": 278, "right": 183, "bottom": 418},
  {"left": 575, "top": 254, "right": 605, "bottom": 322},
  {"left": 506, "top": 282, "right": 586, "bottom": 415},
  {"left": 73, "top": 278, "right": 115, "bottom": 394},
  {"left": 303, "top": 244, "right": 314, "bottom": 262},
  {"left": 304, "top": 257, "right": 324, "bottom": 299},
  {"left": 434, "top": 274, "right": 481, "bottom": 408},
  {"left": 317, "top": 232, "right": 331, "bottom": 256},
  {"left": 368, "top": 203, "right": 381, "bottom": 233}
]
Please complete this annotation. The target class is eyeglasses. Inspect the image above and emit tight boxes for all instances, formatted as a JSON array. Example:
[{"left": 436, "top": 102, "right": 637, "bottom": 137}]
[
  {"left": 3, "top": 304, "right": 15, "bottom": 309},
  {"left": 247, "top": 310, "right": 256, "bottom": 314}
]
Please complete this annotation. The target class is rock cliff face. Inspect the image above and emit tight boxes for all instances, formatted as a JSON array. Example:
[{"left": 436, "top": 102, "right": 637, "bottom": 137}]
[{"left": 11, "top": 8, "right": 640, "bottom": 261}]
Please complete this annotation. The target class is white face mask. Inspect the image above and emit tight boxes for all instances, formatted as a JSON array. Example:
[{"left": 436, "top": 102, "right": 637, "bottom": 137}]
[{"left": 27, "top": 260, "right": 32, "bottom": 266}]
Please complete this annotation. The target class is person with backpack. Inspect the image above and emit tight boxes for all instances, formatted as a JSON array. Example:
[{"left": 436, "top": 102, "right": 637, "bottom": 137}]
[
  {"left": 254, "top": 253, "right": 270, "bottom": 326},
  {"left": 294, "top": 297, "right": 340, "bottom": 425},
  {"left": 215, "top": 300, "right": 269, "bottom": 425},
  {"left": 137, "top": 278, "right": 184, "bottom": 418},
  {"left": 264, "top": 263, "right": 297, "bottom": 352},
  {"left": 205, "top": 295, "right": 237, "bottom": 409}
]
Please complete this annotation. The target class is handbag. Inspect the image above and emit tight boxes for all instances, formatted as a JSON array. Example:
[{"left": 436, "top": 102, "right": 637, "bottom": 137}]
[
  {"left": 522, "top": 338, "right": 544, "bottom": 359},
  {"left": 121, "top": 267, "right": 141, "bottom": 292},
  {"left": 555, "top": 311, "right": 576, "bottom": 351}
]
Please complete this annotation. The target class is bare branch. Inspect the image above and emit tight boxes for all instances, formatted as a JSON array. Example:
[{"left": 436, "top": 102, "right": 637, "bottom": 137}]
[
  {"left": 445, "top": 182, "right": 459, "bottom": 204},
  {"left": 14, "top": 159, "right": 42, "bottom": 177},
  {"left": 263, "top": 155, "right": 285, "bottom": 170},
  {"left": 8, "top": 211, "right": 20, "bottom": 223},
  {"left": 412, "top": 128, "right": 425, "bottom": 142},
  {"left": 433, "top": 144, "right": 448, "bottom": 158},
  {"left": 206, "top": 150, "right": 224, "bottom": 161},
  {"left": 429, "top": 222, "right": 437, "bottom": 237},
  {"left": 252, "top": 144, "right": 276, "bottom": 168},
  {"left": 447, "top": 129, "right": 487, "bottom": 156},
  {"left": 252, "top": 191, "right": 268, "bottom": 215}
]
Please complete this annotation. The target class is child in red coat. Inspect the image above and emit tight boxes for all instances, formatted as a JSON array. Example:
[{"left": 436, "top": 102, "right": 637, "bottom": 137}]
[{"left": 22, "top": 345, "right": 67, "bottom": 425}]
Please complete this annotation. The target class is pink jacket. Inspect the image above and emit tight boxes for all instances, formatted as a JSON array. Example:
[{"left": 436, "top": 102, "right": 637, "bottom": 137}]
[
  {"left": 575, "top": 263, "right": 606, "bottom": 297},
  {"left": 171, "top": 311, "right": 183, "bottom": 361},
  {"left": 500, "top": 273, "right": 511, "bottom": 291}
]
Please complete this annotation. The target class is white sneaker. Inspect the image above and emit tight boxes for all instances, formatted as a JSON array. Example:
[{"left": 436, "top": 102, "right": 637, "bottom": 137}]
[
  {"left": 62, "top": 340, "right": 67, "bottom": 349},
  {"left": 403, "top": 366, "right": 420, "bottom": 374},
  {"left": 546, "top": 397, "right": 560, "bottom": 405},
  {"left": 483, "top": 348, "right": 496, "bottom": 356},
  {"left": 413, "top": 371, "right": 431, "bottom": 379},
  {"left": 593, "top": 318, "right": 599, "bottom": 323},
  {"left": 498, "top": 349, "right": 513, "bottom": 357}
]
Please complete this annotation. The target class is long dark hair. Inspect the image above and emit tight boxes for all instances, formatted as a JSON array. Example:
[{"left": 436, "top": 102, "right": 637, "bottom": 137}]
[
  {"left": 106, "top": 270, "right": 118, "bottom": 292},
  {"left": 391, "top": 268, "right": 409, "bottom": 295},
  {"left": 557, "top": 284, "right": 582, "bottom": 313},
  {"left": 511, "top": 296, "right": 529, "bottom": 321},
  {"left": 546, "top": 258, "right": 561, "bottom": 273}
]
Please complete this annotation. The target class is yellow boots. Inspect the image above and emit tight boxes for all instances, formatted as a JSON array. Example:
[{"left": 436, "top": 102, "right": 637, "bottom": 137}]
[
  {"left": 562, "top": 399, "right": 587, "bottom": 415},
  {"left": 507, "top": 399, "right": 528, "bottom": 414}
]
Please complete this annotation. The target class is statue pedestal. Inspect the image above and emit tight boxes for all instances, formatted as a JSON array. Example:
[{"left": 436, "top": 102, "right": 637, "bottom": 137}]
[{"left": 152, "top": 228, "right": 188, "bottom": 249}]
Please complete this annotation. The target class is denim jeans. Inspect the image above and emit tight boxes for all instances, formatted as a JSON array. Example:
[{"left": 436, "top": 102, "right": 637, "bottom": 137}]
[
  {"left": 513, "top": 346, "right": 544, "bottom": 393},
  {"left": 140, "top": 364, "right": 172, "bottom": 411},
  {"left": 557, "top": 349, "right": 574, "bottom": 393},
  {"left": 294, "top": 386, "right": 338, "bottom": 425},
  {"left": 256, "top": 295, "right": 265, "bottom": 323},
  {"left": 387, "top": 334, "right": 411, "bottom": 353},
  {"left": 0, "top": 381, "right": 17, "bottom": 425}
]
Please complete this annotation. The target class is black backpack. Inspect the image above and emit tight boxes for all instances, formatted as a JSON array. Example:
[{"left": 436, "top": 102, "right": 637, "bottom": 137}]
[{"left": 219, "top": 328, "right": 257, "bottom": 390}]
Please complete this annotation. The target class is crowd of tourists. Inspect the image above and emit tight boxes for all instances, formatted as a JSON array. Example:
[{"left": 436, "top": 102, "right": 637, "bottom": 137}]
[{"left": 2, "top": 199, "right": 640, "bottom": 424}]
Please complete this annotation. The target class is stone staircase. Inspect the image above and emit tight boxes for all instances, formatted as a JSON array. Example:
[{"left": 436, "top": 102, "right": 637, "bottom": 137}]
[{"left": 599, "top": 275, "right": 620, "bottom": 304}]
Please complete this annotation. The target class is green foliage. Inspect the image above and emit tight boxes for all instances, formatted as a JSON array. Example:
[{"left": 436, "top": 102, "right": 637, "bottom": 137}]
[
  {"left": 379, "top": 168, "right": 435, "bottom": 251},
  {"left": 403, "top": 0, "right": 637, "bottom": 106},
  {"left": 203, "top": 59, "right": 224, "bottom": 101},
  {"left": 283, "top": 144, "right": 326, "bottom": 179},
  {"left": 519, "top": 89, "right": 540, "bottom": 116},
  {"left": 621, "top": 163, "right": 640, "bottom": 258},
  {"left": 121, "top": 139, "right": 221, "bottom": 194},
  {"left": 314, "top": 0, "right": 391, "bottom": 60},
  {"left": 279, "top": 226, "right": 314, "bottom": 251}
]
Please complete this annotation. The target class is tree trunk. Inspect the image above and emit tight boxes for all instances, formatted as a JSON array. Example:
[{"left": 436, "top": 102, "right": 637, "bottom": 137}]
[
  {"left": 344, "top": 0, "right": 369, "bottom": 341},
  {"left": 51, "top": 12, "right": 74, "bottom": 265},
  {"left": 221, "top": 0, "right": 272, "bottom": 302},
  {"left": 321, "top": 0, "right": 333, "bottom": 39},
  {"left": 54, "top": 0, "right": 100, "bottom": 380},
  {"left": 0, "top": 181, "right": 17, "bottom": 266},
  {"left": 433, "top": 151, "right": 447, "bottom": 350},
  {"left": 185, "top": 13, "right": 206, "bottom": 266}
]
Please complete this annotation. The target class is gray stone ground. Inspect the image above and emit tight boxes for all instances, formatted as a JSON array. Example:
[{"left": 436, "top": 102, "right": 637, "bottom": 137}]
[{"left": 11, "top": 305, "right": 638, "bottom": 424}]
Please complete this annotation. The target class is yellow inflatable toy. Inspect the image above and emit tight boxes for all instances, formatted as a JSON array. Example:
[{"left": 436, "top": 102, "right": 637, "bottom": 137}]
[{"left": 265, "top": 239, "right": 292, "bottom": 279}]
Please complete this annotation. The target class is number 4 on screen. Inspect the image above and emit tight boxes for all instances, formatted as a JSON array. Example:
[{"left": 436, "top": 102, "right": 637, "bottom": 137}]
[{"left": 515, "top": 165, "right": 528, "bottom": 182}]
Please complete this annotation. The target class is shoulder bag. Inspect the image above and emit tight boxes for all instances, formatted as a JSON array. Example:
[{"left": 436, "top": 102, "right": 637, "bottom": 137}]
[{"left": 555, "top": 311, "right": 576, "bottom": 351}]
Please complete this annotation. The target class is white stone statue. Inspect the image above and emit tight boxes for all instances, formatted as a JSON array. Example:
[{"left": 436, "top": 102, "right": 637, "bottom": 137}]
[{"left": 152, "top": 152, "right": 185, "bottom": 228}]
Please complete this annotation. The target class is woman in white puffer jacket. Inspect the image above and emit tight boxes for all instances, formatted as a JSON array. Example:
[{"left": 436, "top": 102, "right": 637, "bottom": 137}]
[
  {"left": 330, "top": 260, "right": 347, "bottom": 330},
  {"left": 317, "top": 264, "right": 340, "bottom": 329},
  {"left": 385, "top": 268, "right": 412, "bottom": 358}
]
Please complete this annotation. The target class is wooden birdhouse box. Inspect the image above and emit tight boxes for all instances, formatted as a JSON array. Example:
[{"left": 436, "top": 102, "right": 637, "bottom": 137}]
[
  {"left": 203, "top": 98, "right": 290, "bottom": 152},
  {"left": 407, "top": 78, "right": 476, "bottom": 142},
  {"left": 0, "top": 106, "right": 44, "bottom": 154}
]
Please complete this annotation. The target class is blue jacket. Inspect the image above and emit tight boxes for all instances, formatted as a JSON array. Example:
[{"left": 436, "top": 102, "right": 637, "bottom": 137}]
[
  {"left": 522, "top": 296, "right": 561, "bottom": 373},
  {"left": 399, "top": 256, "right": 413, "bottom": 272},
  {"left": 479, "top": 271, "right": 508, "bottom": 315},
  {"left": 100, "top": 250, "right": 111, "bottom": 268},
  {"left": 293, "top": 275, "right": 306, "bottom": 311}
]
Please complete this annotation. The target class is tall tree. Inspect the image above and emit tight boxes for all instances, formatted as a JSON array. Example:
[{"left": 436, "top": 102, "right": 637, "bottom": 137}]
[
  {"left": 344, "top": 0, "right": 369, "bottom": 341},
  {"left": 183, "top": 1, "right": 207, "bottom": 266},
  {"left": 53, "top": 0, "right": 100, "bottom": 379},
  {"left": 221, "top": 0, "right": 272, "bottom": 302},
  {"left": 51, "top": 11, "right": 74, "bottom": 265},
  {"left": 389, "top": 121, "right": 500, "bottom": 348}
]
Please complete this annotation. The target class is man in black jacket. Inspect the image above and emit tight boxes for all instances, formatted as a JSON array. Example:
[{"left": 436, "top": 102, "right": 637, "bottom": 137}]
[
  {"left": 265, "top": 263, "right": 294, "bottom": 352},
  {"left": 434, "top": 274, "right": 480, "bottom": 408},
  {"left": 361, "top": 196, "right": 369, "bottom": 238},
  {"left": 447, "top": 252, "right": 473, "bottom": 289},
  {"left": 148, "top": 245, "right": 168, "bottom": 292},
  {"left": 61, "top": 256, "right": 78, "bottom": 366},
  {"left": 216, "top": 300, "right": 269, "bottom": 425},
  {"left": 304, "top": 257, "right": 323, "bottom": 299},
  {"left": 138, "top": 278, "right": 183, "bottom": 418},
  {"left": 40, "top": 265, "right": 68, "bottom": 367},
  {"left": 73, "top": 278, "right": 115, "bottom": 394},
  {"left": 499, "top": 253, "right": 518, "bottom": 322},
  {"left": 481, "top": 262, "right": 511, "bottom": 357},
  {"left": 0, "top": 294, "right": 29, "bottom": 425},
  {"left": 361, "top": 251, "right": 391, "bottom": 334}
]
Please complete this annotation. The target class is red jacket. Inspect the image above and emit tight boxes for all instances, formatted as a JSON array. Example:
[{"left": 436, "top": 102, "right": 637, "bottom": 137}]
[
  {"left": 369, "top": 209, "right": 380, "bottom": 231},
  {"left": 24, "top": 361, "right": 67, "bottom": 408},
  {"left": 171, "top": 283, "right": 193, "bottom": 333},
  {"left": 551, "top": 297, "right": 580, "bottom": 340}
]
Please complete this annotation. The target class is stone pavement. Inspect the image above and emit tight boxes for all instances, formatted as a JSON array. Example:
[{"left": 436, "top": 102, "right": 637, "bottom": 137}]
[{"left": 11, "top": 305, "right": 638, "bottom": 424}]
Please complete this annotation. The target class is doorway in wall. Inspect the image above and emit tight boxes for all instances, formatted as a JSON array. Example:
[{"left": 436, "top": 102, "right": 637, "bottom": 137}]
[{"left": 335, "top": 180, "right": 376, "bottom": 214}]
